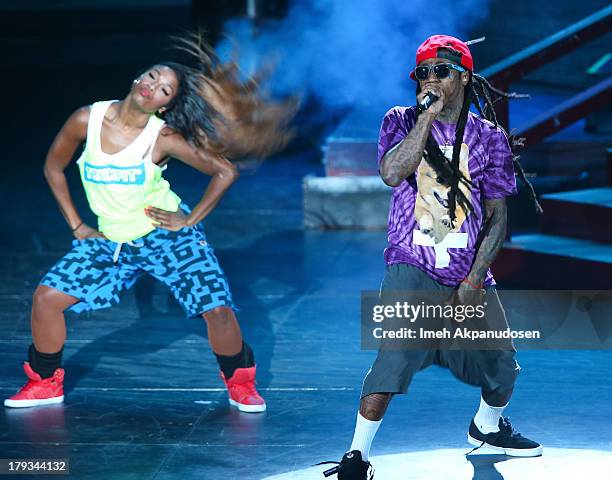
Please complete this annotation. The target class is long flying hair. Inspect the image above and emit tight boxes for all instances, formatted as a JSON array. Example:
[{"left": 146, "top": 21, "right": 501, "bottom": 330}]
[
  {"left": 415, "top": 58, "right": 542, "bottom": 227},
  {"left": 155, "top": 33, "right": 298, "bottom": 159}
]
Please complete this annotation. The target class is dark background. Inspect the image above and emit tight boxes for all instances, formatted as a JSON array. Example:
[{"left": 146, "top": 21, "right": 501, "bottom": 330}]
[
  {"left": 1, "top": 0, "right": 608, "bottom": 171},
  {"left": 0, "top": 3, "right": 610, "bottom": 479}
]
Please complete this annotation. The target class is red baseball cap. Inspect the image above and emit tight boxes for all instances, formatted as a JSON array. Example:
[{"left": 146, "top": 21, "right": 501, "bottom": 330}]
[{"left": 410, "top": 35, "right": 474, "bottom": 80}]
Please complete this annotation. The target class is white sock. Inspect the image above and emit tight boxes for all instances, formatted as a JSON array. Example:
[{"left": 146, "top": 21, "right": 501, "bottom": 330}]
[
  {"left": 349, "top": 412, "right": 382, "bottom": 461},
  {"left": 474, "top": 397, "right": 506, "bottom": 434}
]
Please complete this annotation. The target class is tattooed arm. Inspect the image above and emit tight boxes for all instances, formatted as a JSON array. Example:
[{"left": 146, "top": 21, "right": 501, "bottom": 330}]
[
  {"left": 458, "top": 197, "right": 507, "bottom": 302},
  {"left": 379, "top": 86, "right": 446, "bottom": 187},
  {"left": 379, "top": 111, "right": 435, "bottom": 187}
]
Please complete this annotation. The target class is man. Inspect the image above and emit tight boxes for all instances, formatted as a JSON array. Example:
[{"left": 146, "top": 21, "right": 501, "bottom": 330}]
[{"left": 325, "top": 35, "right": 542, "bottom": 479}]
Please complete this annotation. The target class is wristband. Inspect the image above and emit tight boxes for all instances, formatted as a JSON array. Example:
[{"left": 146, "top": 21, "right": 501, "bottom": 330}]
[
  {"left": 71, "top": 221, "right": 84, "bottom": 232},
  {"left": 462, "top": 277, "right": 483, "bottom": 290}
]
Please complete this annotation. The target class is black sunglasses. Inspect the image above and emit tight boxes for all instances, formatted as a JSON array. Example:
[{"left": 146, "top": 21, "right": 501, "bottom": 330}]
[{"left": 413, "top": 63, "right": 466, "bottom": 81}]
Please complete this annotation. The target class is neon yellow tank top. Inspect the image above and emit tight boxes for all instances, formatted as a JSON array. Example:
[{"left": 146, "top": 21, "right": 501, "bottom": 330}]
[{"left": 76, "top": 100, "right": 181, "bottom": 242}]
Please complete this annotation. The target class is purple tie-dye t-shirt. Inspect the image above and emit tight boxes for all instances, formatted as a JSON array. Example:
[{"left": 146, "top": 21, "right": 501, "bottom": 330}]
[{"left": 378, "top": 106, "right": 517, "bottom": 287}]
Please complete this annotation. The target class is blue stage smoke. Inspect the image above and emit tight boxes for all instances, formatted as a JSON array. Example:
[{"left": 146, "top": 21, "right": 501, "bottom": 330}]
[{"left": 217, "top": 0, "right": 490, "bottom": 108}]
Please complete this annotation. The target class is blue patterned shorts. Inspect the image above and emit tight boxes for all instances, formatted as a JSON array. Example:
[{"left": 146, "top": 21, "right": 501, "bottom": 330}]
[{"left": 40, "top": 220, "right": 236, "bottom": 318}]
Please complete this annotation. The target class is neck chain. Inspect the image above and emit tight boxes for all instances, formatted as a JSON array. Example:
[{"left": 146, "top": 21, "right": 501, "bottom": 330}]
[{"left": 432, "top": 122, "right": 455, "bottom": 147}]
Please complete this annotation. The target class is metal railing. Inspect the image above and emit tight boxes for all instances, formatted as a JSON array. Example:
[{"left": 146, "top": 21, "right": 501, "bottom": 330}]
[
  {"left": 516, "top": 76, "right": 612, "bottom": 145},
  {"left": 480, "top": 5, "right": 612, "bottom": 134}
]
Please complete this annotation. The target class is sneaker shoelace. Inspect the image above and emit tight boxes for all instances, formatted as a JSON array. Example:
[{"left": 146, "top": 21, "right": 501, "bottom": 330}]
[
  {"left": 231, "top": 379, "right": 260, "bottom": 401},
  {"left": 499, "top": 417, "right": 519, "bottom": 438},
  {"left": 315, "top": 460, "right": 341, "bottom": 478},
  {"left": 466, "top": 417, "right": 516, "bottom": 455},
  {"left": 315, "top": 458, "right": 374, "bottom": 479},
  {"left": 17, "top": 380, "right": 38, "bottom": 395},
  {"left": 17, "top": 377, "right": 51, "bottom": 397}
]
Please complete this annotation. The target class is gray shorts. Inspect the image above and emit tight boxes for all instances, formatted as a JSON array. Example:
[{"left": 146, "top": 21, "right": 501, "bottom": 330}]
[{"left": 361, "top": 263, "right": 520, "bottom": 397}]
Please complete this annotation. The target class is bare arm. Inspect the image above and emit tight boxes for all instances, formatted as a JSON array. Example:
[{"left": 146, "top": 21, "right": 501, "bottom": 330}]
[
  {"left": 43, "top": 106, "right": 102, "bottom": 237},
  {"left": 466, "top": 197, "right": 507, "bottom": 286},
  {"left": 380, "top": 86, "right": 449, "bottom": 187},
  {"left": 152, "top": 130, "right": 239, "bottom": 227},
  {"left": 456, "top": 197, "right": 507, "bottom": 303},
  {"left": 379, "top": 111, "right": 436, "bottom": 186}
]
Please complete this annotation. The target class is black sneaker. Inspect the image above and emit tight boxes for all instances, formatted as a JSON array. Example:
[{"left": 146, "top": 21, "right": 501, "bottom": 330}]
[
  {"left": 468, "top": 417, "right": 543, "bottom": 457},
  {"left": 317, "top": 450, "right": 374, "bottom": 479}
]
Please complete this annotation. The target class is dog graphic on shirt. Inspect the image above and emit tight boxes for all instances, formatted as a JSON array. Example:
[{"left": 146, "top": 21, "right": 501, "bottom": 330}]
[{"left": 414, "top": 143, "right": 471, "bottom": 244}]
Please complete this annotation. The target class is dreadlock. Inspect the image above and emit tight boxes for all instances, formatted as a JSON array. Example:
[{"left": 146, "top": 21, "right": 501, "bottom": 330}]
[
  {"left": 472, "top": 73, "right": 542, "bottom": 215},
  {"left": 415, "top": 61, "right": 542, "bottom": 228},
  {"left": 153, "top": 32, "right": 297, "bottom": 159},
  {"left": 415, "top": 77, "right": 474, "bottom": 228}
]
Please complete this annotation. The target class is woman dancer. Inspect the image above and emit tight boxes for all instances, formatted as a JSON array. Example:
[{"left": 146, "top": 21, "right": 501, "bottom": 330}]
[{"left": 5, "top": 36, "right": 294, "bottom": 413}]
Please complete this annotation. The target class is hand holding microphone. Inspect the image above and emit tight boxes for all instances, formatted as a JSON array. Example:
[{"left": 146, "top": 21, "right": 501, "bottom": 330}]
[
  {"left": 416, "top": 89, "right": 444, "bottom": 116},
  {"left": 418, "top": 92, "right": 439, "bottom": 111}
]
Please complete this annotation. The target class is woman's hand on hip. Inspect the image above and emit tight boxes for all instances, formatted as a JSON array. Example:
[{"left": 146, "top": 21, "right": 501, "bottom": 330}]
[{"left": 145, "top": 206, "right": 189, "bottom": 231}]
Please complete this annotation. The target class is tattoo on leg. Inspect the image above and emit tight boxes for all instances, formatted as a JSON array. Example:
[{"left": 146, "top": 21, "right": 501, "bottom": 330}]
[{"left": 359, "top": 393, "right": 394, "bottom": 421}]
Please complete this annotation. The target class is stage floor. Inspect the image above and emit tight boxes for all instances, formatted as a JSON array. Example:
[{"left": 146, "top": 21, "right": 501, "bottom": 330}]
[{"left": 1, "top": 153, "right": 611, "bottom": 479}]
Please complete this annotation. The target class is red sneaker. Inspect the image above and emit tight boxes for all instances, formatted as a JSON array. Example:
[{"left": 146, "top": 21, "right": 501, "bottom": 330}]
[
  {"left": 4, "top": 363, "right": 64, "bottom": 408},
  {"left": 220, "top": 366, "right": 266, "bottom": 413}
]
